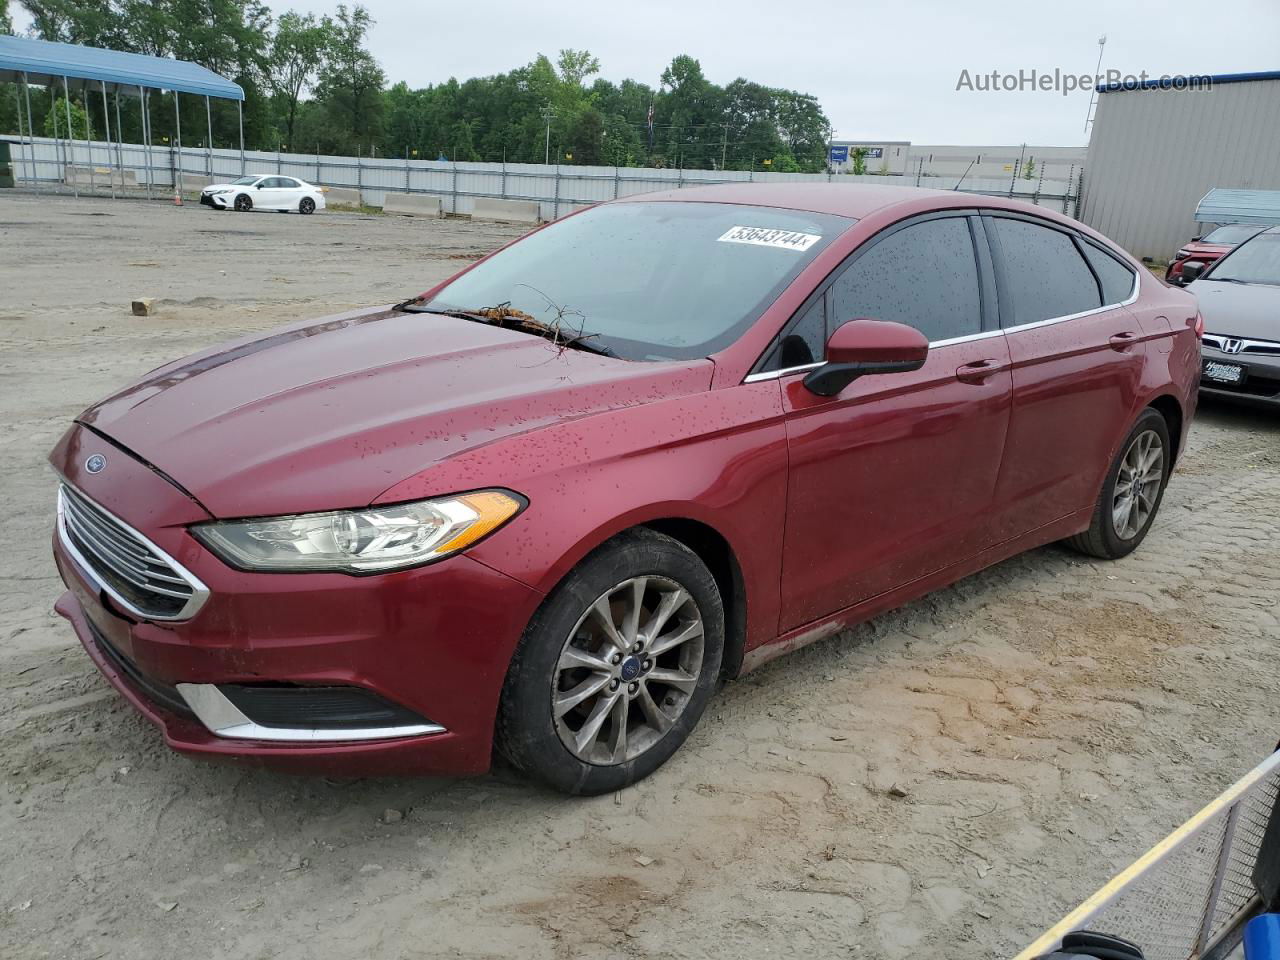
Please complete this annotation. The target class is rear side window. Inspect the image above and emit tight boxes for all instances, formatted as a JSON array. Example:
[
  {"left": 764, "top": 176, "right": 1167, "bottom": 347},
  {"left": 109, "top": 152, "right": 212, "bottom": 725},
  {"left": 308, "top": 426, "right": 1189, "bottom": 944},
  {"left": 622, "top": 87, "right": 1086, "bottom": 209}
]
[
  {"left": 280, "top": 178, "right": 300, "bottom": 188},
  {"left": 1081, "top": 243, "right": 1137, "bottom": 305},
  {"left": 831, "top": 217, "right": 982, "bottom": 342},
  {"left": 992, "top": 218, "right": 1101, "bottom": 325}
]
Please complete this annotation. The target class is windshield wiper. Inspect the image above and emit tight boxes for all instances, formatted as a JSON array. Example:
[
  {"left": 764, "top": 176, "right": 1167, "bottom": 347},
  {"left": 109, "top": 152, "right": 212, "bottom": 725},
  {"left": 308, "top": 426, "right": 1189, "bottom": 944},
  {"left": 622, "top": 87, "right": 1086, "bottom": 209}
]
[{"left": 393, "top": 299, "right": 615, "bottom": 356}]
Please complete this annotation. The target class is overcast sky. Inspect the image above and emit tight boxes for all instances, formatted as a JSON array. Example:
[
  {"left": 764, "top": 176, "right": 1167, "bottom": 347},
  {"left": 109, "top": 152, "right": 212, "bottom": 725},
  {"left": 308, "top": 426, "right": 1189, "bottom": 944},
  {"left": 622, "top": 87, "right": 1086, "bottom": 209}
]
[{"left": 17, "top": 0, "right": 1280, "bottom": 145}]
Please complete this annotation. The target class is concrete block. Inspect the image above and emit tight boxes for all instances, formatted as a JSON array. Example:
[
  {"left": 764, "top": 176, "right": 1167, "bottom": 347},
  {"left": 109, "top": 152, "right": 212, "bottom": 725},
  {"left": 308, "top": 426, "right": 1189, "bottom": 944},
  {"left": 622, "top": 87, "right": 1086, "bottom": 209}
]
[
  {"left": 472, "top": 196, "right": 542, "bottom": 223},
  {"left": 131, "top": 297, "right": 156, "bottom": 316},
  {"left": 324, "top": 187, "right": 362, "bottom": 208},
  {"left": 65, "top": 165, "right": 139, "bottom": 188},
  {"left": 381, "top": 193, "right": 443, "bottom": 218}
]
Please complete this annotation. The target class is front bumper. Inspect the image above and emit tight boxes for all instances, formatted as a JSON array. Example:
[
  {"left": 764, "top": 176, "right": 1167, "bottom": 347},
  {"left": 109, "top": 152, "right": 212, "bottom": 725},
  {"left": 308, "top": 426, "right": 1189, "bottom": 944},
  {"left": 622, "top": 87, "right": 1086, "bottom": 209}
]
[
  {"left": 50, "top": 426, "right": 544, "bottom": 776},
  {"left": 200, "top": 191, "right": 233, "bottom": 209},
  {"left": 1199, "top": 341, "right": 1280, "bottom": 407}
]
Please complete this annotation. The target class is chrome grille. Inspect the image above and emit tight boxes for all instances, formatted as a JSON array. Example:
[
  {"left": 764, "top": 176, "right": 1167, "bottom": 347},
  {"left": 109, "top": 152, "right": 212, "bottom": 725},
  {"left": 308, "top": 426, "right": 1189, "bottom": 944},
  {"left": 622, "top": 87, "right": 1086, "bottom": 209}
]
[
  {"left": 58, "top": 483, "right": 208, "bottom": 620},
  {"left": 1203, "top": 333, "right": 1280, "bottom": 356}
]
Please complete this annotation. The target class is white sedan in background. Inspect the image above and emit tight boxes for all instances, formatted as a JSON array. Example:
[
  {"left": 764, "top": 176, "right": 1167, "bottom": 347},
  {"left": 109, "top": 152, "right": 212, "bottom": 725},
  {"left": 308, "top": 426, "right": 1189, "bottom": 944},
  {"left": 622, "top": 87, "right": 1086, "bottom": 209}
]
[{"left": 200, "top": 175, "right": 327, "bottom": 214}]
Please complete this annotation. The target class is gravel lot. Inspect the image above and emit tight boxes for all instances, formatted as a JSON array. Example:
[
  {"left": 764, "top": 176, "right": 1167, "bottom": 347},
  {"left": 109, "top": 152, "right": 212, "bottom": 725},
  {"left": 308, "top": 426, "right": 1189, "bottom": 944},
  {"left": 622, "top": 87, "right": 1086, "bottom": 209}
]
[{"left": 2, "top": 193, "right": 1278, "bottom": 960}]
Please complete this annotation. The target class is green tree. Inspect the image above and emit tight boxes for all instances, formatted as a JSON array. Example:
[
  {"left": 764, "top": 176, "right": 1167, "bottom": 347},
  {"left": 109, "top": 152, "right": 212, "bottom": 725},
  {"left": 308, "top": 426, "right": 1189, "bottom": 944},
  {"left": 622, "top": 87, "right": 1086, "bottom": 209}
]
[
  {"left": 313, "top": 3, "right": 384, "bottom": 151},
  {"left": 268, "top": 10, "right": 335, "bottom": 147},
  {"left": 851, "top": 147, "right": 869, "bottom": 175},
  {"left": 1, "top": 0, "right": 14, "bottom": 33},
  {"left": 1022, "top": 157, "right": 1036, "bottom": 180},
  {"left": 44, "top": 96, "right": 88, "bottom": 138}
]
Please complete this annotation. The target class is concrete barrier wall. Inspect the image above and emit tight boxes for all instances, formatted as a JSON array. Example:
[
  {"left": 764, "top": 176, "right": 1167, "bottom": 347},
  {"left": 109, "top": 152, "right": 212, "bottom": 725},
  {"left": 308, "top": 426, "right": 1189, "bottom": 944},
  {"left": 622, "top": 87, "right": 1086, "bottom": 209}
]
[
  {"left": 323, "top": 187, "right": 362, "bottom": 208},
  {"left": 381, "top": 193, "right": 443, "bottom": 217},
  {"left": 65, "top": 165, "right": 138, "bottom": 188},
  {"left": 472, "top": 197, "right": 542, "bottom": 223}
]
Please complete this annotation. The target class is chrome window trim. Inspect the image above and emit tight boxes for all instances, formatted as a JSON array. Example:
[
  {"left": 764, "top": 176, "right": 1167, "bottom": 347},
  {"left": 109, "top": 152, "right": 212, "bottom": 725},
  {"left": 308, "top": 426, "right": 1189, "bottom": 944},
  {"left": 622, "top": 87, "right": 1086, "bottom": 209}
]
[
  {"left": 176, "top": 683, "right": 447, "bottom": 742},
  {"left": 57, "top": 484, "right": 210, "bottom": 622},
  {"left": 743, "top": 362, "right": 825, "bottom": 383},
  {"left": 741, "top": 223, "right": 1141, "bottom": 384}
]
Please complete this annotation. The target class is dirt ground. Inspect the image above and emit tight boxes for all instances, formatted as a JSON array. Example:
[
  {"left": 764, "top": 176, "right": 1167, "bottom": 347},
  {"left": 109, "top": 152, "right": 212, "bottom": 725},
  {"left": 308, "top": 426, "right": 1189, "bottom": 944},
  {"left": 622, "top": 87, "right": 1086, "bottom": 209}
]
[{"left": 2, "top": 193, "right": 1278, "bottom": 960}]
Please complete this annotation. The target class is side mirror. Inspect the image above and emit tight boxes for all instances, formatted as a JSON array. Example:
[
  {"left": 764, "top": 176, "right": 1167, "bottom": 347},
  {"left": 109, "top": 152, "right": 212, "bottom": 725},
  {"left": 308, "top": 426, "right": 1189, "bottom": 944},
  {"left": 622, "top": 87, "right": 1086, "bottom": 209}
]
[
  {"left": 803, "top": 319, "right": 929, "bottom": 397},
  {"left": 1180, "top": 261, "right": 1205, "bottom": 284},
  {"left": 1191, "top": 235, "right": 1202, "bottom": 242}
]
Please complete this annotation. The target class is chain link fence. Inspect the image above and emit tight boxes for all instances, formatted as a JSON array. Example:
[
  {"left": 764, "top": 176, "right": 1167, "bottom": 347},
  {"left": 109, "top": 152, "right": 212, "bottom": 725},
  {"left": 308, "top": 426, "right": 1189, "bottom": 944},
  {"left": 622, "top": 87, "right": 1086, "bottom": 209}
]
[{"left": 2, "top": 134, "right": 1084, "bottom": 221}]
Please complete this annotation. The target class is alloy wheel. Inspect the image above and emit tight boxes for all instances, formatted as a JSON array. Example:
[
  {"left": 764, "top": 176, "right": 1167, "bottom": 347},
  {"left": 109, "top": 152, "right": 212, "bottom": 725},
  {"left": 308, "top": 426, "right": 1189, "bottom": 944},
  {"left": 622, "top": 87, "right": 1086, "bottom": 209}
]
[
  {"left": 552, "top": 575, "right": 704, "bottom": 765},
  {"left": 1112, "top": 429, "right": 1164, "bottom": 540}
]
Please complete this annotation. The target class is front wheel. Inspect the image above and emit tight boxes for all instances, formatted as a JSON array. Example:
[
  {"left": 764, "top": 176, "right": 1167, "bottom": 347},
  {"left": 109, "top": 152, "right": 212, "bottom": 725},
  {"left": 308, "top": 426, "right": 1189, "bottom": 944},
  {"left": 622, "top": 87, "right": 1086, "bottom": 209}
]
[
  {"left": 233, "top": 193, "right": 252, "bottom": 212},
  {"left": 1065, "top": 408, "right": 1171, "bottom": 559},
  {"left": 496, "top": 529, "right": 723, "bottom": 795},
  {"left": 299, "top": 196, "right": 316, "bottom": 215}
]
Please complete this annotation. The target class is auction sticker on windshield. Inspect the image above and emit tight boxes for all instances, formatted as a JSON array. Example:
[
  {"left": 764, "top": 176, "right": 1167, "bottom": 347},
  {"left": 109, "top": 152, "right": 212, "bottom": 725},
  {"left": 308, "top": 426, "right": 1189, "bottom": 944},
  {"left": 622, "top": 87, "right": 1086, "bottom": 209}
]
[{"left": 717, "top": 226, "right": 822, "bottom": 251}]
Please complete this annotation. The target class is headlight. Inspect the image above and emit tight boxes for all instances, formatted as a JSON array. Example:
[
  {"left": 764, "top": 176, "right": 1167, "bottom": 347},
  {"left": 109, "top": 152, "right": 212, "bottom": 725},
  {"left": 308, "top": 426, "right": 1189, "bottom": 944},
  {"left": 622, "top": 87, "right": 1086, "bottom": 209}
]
[
  {"left": 192, "top": 490, "right": 524, "bottom": 573},
  {"left": 1176, "top": 249, "right": 1192, "bottom": 259}
]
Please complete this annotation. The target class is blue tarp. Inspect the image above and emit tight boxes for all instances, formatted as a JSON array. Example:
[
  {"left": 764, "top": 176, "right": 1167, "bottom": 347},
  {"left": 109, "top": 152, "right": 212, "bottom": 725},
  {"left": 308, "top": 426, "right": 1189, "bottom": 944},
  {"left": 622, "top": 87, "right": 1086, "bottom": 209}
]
[
  {"left": 1195, "top": 188, "right": 1280, "bottom": 226},
  {"left": 0, "top": 35, "right": 243, "bottom": 100}
]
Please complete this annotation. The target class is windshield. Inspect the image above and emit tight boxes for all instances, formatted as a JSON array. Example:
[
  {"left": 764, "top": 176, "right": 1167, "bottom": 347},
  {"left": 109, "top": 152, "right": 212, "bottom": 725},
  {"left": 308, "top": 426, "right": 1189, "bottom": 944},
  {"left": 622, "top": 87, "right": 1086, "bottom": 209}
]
[
  {"left": 421, "top": 201, "right": 851, "bottom": 361},
  {"left": 1201, "top": 224, "right": 1264, "bottom": 245},
  {"left": 231, "top": 176, "right": 259, "bottom": 185},
  {"left": 1206, "top": 232, "right": 1280, "bottom": 285}
]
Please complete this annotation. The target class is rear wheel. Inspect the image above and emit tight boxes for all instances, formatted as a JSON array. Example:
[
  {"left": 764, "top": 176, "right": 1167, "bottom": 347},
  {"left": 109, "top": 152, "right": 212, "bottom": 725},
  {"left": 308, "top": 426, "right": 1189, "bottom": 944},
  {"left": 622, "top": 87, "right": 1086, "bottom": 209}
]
[
  {"left": 1065, "top": 408, "right": 1171, "bottom": 559},
  {"left": 496, "top": 529, "right": 723, "bottom": 795},
  {"left": 233, "top": 193, "right": 252, "bottom": 212},
  {"left": 299, "top": 197, "right": 316, "bottom": 215}
]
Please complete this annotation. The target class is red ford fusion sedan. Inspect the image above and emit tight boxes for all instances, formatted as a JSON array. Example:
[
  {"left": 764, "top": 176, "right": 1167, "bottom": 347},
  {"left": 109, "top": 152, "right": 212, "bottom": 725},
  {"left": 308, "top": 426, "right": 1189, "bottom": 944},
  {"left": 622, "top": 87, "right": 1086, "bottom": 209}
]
[{"left": 50, "top": 184, "right": 1200, "bottom": 794}]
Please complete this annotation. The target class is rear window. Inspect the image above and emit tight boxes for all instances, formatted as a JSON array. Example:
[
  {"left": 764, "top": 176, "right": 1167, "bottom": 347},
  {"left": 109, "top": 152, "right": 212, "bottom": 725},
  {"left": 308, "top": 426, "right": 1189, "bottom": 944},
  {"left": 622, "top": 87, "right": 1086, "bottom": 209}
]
[{"left": 993, "top": 218, "right": 1101, "bottom": 325}]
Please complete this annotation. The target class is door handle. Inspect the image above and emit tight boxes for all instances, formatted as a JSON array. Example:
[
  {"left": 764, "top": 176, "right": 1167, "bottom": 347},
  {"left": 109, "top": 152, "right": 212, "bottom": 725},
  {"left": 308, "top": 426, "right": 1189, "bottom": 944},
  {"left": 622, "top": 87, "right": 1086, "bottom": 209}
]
[
  {"left": 1109, "top": 331, "right": 1139, "bottom": 350},
  {"left": 955, "top": 358, "right": 1007, "bottom": 384}
]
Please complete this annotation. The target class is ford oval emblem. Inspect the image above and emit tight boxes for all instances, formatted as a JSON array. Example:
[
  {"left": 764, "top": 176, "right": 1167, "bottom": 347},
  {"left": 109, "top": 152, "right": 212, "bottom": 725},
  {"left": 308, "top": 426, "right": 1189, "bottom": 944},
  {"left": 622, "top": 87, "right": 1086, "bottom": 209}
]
[{"left": 85, "top": 454, "right": 107, "bottom": 474}]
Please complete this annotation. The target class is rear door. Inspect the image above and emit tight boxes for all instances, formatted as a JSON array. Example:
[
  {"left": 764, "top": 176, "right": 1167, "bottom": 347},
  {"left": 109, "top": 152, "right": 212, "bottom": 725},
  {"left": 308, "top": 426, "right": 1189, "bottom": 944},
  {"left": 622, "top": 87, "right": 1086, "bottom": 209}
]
[
  {"left": 773, "top": 212, "right": 1013, "bottom": 631},
  {"left": 984, "top": 214, "right": 1144, "bottom": 542}
]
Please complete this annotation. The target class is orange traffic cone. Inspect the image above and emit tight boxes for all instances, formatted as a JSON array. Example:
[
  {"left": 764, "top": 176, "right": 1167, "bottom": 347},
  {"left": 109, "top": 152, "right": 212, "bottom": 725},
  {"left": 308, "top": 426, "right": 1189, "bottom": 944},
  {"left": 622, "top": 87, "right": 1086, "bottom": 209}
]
[{"left": 173, "top": 192, "right": 183, "bottom": 206}]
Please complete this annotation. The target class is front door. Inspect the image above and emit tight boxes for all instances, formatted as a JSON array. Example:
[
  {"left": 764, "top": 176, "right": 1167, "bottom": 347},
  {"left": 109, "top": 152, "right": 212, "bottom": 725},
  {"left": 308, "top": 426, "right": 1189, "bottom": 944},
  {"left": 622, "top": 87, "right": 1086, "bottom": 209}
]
[{"left": 776, "top": 214, "right": 1013, "bottom": 631}]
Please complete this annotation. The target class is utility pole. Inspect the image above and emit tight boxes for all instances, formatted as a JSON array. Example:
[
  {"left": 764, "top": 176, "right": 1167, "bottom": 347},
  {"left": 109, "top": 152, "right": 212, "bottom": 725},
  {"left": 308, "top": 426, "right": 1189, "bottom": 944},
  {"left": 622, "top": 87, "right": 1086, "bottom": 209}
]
[
  {"left": 721, "top": 124, "right": 727, "bottom": 171},
  {"left": 541, "top": 105, "right": 555, "bottom": 164}
]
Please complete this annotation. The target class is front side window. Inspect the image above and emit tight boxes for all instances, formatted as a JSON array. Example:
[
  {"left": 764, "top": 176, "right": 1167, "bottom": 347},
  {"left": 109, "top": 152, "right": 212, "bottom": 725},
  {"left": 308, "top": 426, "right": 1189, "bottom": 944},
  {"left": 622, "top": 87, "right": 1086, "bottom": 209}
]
[
  {"left": 830, "top": 217, "right": 982, "bottom": 343},
  {"left": 993, "top": 218, "right": 1101, "bottom": 325},
  {"left": 422, "top": 202, "right": 851, "bottom": 361}
]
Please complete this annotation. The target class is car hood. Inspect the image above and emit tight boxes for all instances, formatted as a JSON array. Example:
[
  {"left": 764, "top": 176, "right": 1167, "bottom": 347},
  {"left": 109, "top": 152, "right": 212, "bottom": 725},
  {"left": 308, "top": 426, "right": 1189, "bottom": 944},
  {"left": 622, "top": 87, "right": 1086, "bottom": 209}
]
[
  {"left": 1194, "top": 280, "right": 1280, "bottom": 341},
  {"left": 78, "top": 306, "right": 713, "bottom": 517},
  {"left": 1180, "top": 242, "right": 1231, "bottom": 258}
]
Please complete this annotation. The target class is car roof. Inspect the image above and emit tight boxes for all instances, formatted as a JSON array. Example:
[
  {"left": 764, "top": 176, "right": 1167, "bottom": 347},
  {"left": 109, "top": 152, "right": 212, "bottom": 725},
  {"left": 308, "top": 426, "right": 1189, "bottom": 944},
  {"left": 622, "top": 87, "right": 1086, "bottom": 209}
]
[{"left": 619, "top": 182, "right": 958, "bottom": 220}]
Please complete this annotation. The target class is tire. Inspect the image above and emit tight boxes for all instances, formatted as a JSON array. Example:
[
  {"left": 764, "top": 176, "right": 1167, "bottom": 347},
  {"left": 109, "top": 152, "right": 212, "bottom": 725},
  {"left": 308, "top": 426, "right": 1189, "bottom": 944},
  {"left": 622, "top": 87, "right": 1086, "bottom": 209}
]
[
  {"left": 299, "top": 197, "right": 316, "bottom": 215},
  {"left": 233, "top": 193, "right": 252, "bottom": 212},
  {"left": 496, "top": 528, "right": 724, "bottom": 795},
  {"left": 1065, "top": 408, "right": 1172, "bottom": 560}
]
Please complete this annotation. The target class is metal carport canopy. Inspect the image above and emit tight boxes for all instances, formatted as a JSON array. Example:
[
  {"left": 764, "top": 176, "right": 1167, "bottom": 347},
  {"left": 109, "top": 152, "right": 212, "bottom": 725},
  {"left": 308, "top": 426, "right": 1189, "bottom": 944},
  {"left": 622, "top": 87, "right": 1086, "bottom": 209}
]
[
  {"left": 1195, "top": 188, "right": 1280, "bottom": 226},
  {"left": 0, "top": 34, "right": 243, "bottom": 99}
]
